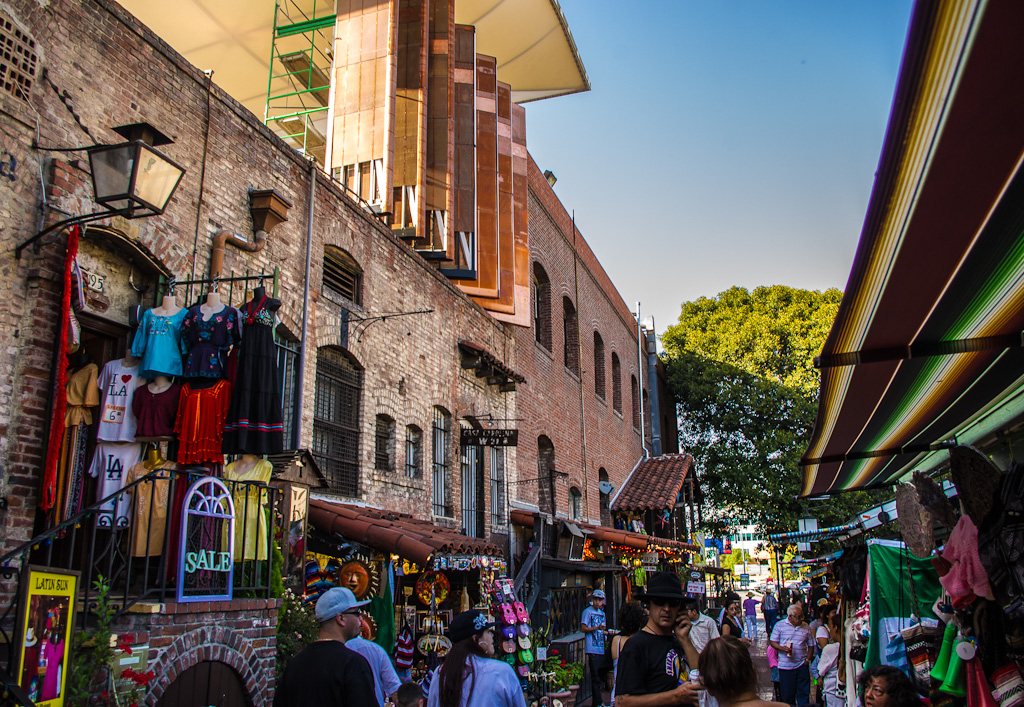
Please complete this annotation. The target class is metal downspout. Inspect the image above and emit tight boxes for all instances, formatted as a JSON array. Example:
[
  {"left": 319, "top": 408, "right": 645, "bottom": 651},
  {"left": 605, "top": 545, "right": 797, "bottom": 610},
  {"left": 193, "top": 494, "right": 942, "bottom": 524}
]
[
  {"left": 637, "top": 302, "right": 647, "bottom": 457},
  {"left": 294, "top": 161, "right": 316, "bottom": 448},
  {"left": 571, "top": 212, "right": 590, "bottom": 523},
  {"left": 646, "top": 328, "right": 662, "bottom": 455}
]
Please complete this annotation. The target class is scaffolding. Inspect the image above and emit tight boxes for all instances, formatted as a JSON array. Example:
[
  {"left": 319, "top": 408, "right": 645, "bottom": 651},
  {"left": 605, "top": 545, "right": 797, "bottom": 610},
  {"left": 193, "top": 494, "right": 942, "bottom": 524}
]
[{"left": 264, "top": 0, "right": 336, "bottom": 166}]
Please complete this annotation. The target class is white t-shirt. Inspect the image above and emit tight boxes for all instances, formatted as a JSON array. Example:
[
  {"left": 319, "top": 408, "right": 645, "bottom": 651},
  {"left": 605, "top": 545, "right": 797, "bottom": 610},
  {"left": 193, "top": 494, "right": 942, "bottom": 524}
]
[
  {"left": 96, "top": 359, "right": 142, "bottom": 442},
  {"left": 817, "top": 642, "right": 841, "bottom": 694},
  {"left": 346, "top": 637, "right": 402, "bottom": 706},
  {"left": 89, "top": 442, "right": 141, "bottom": 527}
]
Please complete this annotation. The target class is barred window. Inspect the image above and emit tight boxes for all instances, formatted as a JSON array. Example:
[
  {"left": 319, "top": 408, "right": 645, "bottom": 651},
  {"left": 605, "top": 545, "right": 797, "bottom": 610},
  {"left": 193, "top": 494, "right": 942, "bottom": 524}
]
[
  {"left": 405, "top": 425, "right": 422, "bottom": 479},
  {"left": 461, "top": 441, "right": 482, "bottom": 538},
  {"left": 490, "top": 447, "right": 506, "bottom": 529},
  {"left": 0, "top": 14, "right": 36, "bottom": 102},
  {"left": 631, "top": 374, "right": 641, "bottom": 431},
  {"left": 275, "top": 325, "right": 301, "bottom": 445},
  {"left": 538, "top": 435, "right": 555, "bottom": 516},
  {"left": 323, "top": 246, "right": 362, "bottom": 305},
  {"left": 593, "top": 331, "right": 605, "bottom": 400},
  {"left": 533, "top": 262, "right": 551, "bottom": 350},
  {"left": 569, "top": 486, "right": 582, "bottom": 520},
  {"left": 611, "top": 353, "right": 622, "bottom": 414},
  {"left": 312, "top": 348, "right": 363, "bottom": 496},
  {"left": 432, "top": 407, "right": 452, "bottom": 517},
  {"left": 563, "top": 297, "right": 579, "bottom": 376},
  {"left": 374, "top": 414, "right": 395, "bottom": 471}
]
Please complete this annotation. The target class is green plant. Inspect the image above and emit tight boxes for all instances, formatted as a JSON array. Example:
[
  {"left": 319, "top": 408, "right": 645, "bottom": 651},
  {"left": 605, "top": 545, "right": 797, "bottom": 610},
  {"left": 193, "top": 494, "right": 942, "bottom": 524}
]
[
  {"left": 541, "top": 650, "right": 583, "bottom": 691},
  {"left": 276, "top": 587, "right": 318, "bottom": 678},
  {"left": 67, "top": 576, "right": 155, "bottom": 707}
]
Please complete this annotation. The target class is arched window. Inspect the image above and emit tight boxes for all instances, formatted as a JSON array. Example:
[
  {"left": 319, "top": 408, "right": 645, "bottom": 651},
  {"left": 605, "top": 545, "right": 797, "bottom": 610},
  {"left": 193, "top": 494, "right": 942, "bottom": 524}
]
[
  {"left": 405, "top": 425, "right": 422, "bottom": 478},
  {"left": 460, "top": 422, "right": 484, "bottom": 538},
  {"left": 563, "top": 297, "right": 579, "bottom": 376},
  {"left": 538, "top": 436, "right": 556, "bottom": 516},
  {"left": 490, "top": 447, "right": 506, "bottom": 529},
  {"left": 431, "top": 407, "right": 453, "bottom": 517},
  {"left": 532, "top": 262, "right": 552, "bottom": 350},
  {"left": 275, "top": 323, "right": 301, "bottom": 445},
  {"left": 611, "top": 353, "right": 622, "bottom": 414},
  {"left": 643, "top": 389, "right": 652, "bottom": 442},
  {"left": 569, "top": 487, "right": 582, "bottom": 520},
  {"left": 374, "top": 414, "right": 395, "bottom": 471},
  {"left": 312, "top": 347, "right": 363, "bottom": 496},
  {"left": 598, "top": 468, "right": 611, "bottom": 526},
  {"left": 593, "top": 331, "right": 605, "bottom": 400},
  {"left": 631, "top": 374, "right": 641, "bottom": 430},
  {"left": 323, "top": 246, "right": 363, "bottom": 305}
]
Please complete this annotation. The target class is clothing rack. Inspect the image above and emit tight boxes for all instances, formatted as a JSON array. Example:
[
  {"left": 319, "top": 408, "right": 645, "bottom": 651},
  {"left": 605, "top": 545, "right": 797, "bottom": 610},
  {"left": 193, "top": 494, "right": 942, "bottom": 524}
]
[{"left": 157, "top": 268, "right": 280, "bottom": 310}]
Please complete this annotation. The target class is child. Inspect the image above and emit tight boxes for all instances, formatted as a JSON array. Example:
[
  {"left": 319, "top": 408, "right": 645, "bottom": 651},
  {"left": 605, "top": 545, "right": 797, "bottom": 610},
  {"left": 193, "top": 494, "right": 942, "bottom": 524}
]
[
  {"left": 766, "top": 641, "right": 781, "bottom": 702},
  {"left": 396, "top": 682, "right": 426, "bottom": 707}
]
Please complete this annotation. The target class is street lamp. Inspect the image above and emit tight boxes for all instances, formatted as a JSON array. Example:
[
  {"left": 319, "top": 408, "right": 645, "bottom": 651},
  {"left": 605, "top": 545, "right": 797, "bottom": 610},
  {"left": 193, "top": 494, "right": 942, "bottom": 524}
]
[{"left": 16, "top": 122, "right": 186, "bottom": 257}]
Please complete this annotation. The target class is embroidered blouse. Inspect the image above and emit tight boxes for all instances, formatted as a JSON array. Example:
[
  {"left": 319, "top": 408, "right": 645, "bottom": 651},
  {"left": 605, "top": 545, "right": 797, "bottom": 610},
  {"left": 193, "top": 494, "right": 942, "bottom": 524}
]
[
  {"left": 179, "top": 304, "right": 242, "bottom": 379},
  {"left": 131, "top": 308, "right": 187, "bottom": 379}
]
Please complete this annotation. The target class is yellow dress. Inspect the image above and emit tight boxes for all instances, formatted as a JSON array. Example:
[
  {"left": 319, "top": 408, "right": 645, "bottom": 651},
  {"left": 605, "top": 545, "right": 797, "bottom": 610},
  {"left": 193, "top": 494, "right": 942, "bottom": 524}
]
[{"left": 224, "top": 459, "right": 271, "bottom": 561}]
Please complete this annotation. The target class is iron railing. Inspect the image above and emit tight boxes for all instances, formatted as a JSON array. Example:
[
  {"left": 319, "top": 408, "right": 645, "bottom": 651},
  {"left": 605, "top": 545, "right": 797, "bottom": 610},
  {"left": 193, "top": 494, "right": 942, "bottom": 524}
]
[{"left": 0, "top": 468, "right": 279, "bottom": 676}]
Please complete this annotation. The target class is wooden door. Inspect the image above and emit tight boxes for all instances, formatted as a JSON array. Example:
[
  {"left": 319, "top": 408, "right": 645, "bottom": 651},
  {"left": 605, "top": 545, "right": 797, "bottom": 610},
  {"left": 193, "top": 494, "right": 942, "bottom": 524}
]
[{"left": 155, "top": 661, "right": 251, "bottom": 707}]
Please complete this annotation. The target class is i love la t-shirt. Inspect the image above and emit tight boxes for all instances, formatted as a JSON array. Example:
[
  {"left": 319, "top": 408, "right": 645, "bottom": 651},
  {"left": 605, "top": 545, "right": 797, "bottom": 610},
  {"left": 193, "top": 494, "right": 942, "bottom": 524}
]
[{"left": 96, "top": 359, "right": 141, "bottom": 442}]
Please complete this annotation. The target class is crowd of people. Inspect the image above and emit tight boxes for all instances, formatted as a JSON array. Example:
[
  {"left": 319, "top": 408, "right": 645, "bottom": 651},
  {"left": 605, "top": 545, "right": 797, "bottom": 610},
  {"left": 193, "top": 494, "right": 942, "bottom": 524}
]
[{"left": 274, "top": 575, "right": 923, "bottom": 707}]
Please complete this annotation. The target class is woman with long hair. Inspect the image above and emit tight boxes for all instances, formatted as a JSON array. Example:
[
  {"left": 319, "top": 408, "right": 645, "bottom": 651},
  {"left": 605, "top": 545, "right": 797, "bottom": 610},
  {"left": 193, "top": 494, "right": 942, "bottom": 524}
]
[
  {"left": 426, "top": 610, "right": 526, "bottom": 707},
  {"left": 610, "top": 602, "right": 647, "bottom": 706},
  {"left": 698, "top": 635, "right": 787, "bottom": 707}
]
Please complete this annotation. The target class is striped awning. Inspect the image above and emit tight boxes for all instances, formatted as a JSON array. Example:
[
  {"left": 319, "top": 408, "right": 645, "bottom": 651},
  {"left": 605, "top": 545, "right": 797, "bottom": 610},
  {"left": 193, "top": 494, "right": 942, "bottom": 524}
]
[{"left": 800, "top": 0, "right": 1024, "bottom": 497}]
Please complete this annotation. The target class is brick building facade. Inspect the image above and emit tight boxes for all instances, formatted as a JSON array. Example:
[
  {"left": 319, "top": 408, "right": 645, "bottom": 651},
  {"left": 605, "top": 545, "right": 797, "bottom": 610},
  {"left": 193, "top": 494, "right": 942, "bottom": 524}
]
[{"left": 0, "top": 0, "right": 673, "bottom": 703}]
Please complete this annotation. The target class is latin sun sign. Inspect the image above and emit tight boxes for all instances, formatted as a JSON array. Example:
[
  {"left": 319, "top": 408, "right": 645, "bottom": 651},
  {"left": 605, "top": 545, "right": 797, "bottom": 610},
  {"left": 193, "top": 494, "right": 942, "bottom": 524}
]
[{"left": 177, "top": 476, "right": 235, "bottom": 603}]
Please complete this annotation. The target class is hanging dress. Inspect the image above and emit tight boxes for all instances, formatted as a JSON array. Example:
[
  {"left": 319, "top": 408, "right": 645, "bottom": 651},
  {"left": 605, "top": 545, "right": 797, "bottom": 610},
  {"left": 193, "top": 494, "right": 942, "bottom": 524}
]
[
  {"left": 223, "top": 458, "right": 272, "bottom": 561},
  {"left": 54, "top": 363, "right": 99, "bottom": 525},
  {"left": 222, "top": 295, "right": 285, "bottom": 454},
  {"left": 175, "top": 380, "right": 232, "bottom": 464},
  {"left": 126, "top": 460, "right": 177, "bottom": 557}
]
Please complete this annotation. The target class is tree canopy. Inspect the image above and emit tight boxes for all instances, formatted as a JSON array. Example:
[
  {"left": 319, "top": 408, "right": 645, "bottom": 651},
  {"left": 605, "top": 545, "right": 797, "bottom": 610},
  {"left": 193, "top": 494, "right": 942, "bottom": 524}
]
[{"left": 662, "top": 285, "right": 881, "bottom": 535}]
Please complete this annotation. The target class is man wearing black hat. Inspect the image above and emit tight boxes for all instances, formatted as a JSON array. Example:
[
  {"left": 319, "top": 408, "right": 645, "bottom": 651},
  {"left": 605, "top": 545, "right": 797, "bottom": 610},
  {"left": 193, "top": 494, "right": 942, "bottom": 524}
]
[{"left": 615, "top": 572, "right": 702, "bottom": 707}]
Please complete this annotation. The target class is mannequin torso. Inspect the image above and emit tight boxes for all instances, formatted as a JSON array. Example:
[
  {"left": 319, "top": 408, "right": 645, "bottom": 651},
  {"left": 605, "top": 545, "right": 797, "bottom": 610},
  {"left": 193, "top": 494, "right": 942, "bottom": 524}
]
[
  {"left": 201, "top": 291, "right": 225, "bottom": 320},
  {"left": 152, "top": 295, "right": 182, "bottom": 317},
  {"left": 147, "top": 375, "right": 175, "bottom": 395}
]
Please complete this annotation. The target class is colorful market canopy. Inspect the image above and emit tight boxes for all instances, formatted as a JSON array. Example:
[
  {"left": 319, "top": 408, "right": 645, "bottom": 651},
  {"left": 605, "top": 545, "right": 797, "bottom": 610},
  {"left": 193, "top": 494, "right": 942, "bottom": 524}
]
[
  {"left": 768, "top": 524, "right": 859, "bottom": 544},
  {"left": 800, "top": 0, "right": 1024, "bottom": 497}
]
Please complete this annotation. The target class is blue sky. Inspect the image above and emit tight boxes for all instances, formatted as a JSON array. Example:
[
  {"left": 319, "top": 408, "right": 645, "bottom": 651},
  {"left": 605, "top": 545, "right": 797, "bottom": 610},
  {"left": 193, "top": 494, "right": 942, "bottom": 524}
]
[{"left": 525, "top": 0, "right": 914, "bottom": 336}]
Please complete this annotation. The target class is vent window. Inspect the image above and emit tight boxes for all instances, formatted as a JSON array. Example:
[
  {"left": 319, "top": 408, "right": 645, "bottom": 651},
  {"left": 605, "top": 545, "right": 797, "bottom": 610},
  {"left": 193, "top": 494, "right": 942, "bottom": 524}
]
[{"left": 323, "top": 247, "right": 362, "bottom": 305}]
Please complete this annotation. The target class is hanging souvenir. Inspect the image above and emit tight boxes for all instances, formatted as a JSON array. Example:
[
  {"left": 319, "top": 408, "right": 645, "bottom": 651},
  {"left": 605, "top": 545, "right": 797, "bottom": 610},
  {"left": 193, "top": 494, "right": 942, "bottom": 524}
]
[
  {"left": 358, "top": 611, "right": 378, "bottom": 640},
  {"left": 338, "top": 556, "right": 378, "bottom": 600},
  {"left": 415, "top": 571, "right": 450, "bottom": 606}
]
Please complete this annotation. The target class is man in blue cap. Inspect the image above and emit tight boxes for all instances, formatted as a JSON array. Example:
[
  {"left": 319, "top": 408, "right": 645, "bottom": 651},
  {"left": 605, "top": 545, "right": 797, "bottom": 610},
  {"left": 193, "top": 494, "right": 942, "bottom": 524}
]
[
  {"left": 582, "top": 588, "right": 608, "bottom": 707},
  {"left": 274, "top": 587, "right": 377, "bottom": 707}
]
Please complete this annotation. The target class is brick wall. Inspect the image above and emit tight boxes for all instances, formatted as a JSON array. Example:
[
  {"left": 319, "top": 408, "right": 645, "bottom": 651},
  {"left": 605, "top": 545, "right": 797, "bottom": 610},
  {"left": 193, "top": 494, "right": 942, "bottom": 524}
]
[
  {"left": 115, "top": 599, "right": 281, "bottom": 706},
  {"left": 513, "top": 156, "right": 650, "bottom": 524}
]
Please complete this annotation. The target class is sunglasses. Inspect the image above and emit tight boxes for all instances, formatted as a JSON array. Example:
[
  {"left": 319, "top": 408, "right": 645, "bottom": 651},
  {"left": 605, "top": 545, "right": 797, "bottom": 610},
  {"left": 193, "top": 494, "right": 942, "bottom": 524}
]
[
  {"left": 341, "top": 609, "right": 362, "bottom": 616},
  {"left": 648, "top": 598, "right": 682, "bottom": 608}
]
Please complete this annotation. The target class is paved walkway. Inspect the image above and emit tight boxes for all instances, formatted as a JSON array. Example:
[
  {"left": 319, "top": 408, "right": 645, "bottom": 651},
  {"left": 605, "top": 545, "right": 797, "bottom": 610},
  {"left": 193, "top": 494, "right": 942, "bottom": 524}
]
[{"left": 748, "top": 617, "right": 776, "bottom": 700}]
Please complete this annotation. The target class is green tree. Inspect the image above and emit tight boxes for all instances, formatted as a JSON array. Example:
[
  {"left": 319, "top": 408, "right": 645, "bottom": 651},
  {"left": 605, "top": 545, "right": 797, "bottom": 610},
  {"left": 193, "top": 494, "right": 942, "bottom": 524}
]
[{"left": 662, "top": 285, "right": 881, "bottom": 535}]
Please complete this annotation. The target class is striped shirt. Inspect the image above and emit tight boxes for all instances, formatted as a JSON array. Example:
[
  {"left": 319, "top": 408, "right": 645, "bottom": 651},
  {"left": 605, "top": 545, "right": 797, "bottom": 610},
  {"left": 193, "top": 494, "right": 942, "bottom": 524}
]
[{"left": 771, "top": 619, "right": 815, "bottom": 670}]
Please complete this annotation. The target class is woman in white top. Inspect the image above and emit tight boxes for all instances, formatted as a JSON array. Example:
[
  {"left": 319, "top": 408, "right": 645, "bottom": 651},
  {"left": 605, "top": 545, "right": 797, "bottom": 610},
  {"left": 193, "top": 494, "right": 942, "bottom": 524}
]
[{"left": 816, "top": 616, "right": 844, "bottom": 707}]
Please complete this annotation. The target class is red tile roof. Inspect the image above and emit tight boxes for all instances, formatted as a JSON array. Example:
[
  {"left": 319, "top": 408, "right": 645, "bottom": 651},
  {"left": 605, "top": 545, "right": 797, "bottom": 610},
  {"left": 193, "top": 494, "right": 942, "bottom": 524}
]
[
  {"left": 508, "top": 509, "right": 699, "bottom": 554},
  {"left": 611, "top": 453, "right": 694, "bottom": 512},
  {"left": 309, "top": 498, "right": 504, "bottom": 566}
]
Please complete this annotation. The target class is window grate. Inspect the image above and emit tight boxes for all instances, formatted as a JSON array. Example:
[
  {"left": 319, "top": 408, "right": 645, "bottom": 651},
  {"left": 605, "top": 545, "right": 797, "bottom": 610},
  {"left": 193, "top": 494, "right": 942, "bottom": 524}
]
[
  {"left": 594, "top": 331, "right": 606, "bottom": 399},
  {"left": 275, "top": 328, "right": 301, "bottom": 446},
  {"left": 323, "top": 248, "right": 362, "bottom": 305},
  {"left": 461, "top": 443, "right": 482, "bottom": 538},
  {"left": 312, "top": 348, "right": 362, "bottom": 496},
  {"left": 612, "top": 353, "right": 622, "bottom": 414},
  {"left": 375, "top": 415, "right": 395, "bottom": 471},
  {"left": 432, "top": 408, "right": 452, "bottom": 516},
  {"left": 0, "top": 16, "right": 36, "bottom": 102},
  {"left": 490, "top": 447, "right": 506, "bottom": 529},
  {"left": 405, "top": 425, "right": 422, "bottom": 479}
]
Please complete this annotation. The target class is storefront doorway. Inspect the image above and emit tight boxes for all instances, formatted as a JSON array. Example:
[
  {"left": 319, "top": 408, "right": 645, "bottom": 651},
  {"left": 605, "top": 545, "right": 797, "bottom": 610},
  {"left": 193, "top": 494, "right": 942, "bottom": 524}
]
[{"left": 155, "top": 661, "right": 250, "bottom": 707}]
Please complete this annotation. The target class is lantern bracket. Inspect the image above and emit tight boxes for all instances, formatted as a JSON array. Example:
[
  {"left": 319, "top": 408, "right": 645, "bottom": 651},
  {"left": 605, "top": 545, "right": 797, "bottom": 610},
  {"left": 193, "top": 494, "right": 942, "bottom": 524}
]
[{"left": 14, "top": 209, "right": 130, "bottom": 258}]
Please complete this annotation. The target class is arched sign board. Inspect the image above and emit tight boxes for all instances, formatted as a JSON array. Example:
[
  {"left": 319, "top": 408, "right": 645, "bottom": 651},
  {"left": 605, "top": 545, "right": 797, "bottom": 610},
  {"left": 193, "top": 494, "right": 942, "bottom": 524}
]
[{"left": 177, "top": 476, "right": 235, "bottom": 603}]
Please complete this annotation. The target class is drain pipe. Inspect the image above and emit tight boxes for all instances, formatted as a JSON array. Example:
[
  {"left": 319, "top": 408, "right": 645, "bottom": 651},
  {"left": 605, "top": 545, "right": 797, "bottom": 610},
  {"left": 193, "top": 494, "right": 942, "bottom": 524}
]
[
  {"left": 294, "top": 162, "right": 317, "bottom": 448},
  {"left": 209, "top": 228, "right": 268, "bottom": 280}
]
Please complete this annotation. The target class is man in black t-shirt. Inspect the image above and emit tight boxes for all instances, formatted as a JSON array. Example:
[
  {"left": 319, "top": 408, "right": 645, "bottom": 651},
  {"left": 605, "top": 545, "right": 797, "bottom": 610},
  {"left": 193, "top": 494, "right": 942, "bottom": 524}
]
[
  {"left": 615, "top": 572, "right": 702, "bottom": 707},
  {"left": 274, "top": 587, "right": 377, "bottom": 707}
]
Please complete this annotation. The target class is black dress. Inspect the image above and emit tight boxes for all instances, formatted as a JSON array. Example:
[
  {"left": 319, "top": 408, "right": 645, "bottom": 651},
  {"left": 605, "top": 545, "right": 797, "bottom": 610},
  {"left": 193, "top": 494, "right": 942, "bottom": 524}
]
[{"left": 222, "top": 294, "right": 285, "bottom": 454}]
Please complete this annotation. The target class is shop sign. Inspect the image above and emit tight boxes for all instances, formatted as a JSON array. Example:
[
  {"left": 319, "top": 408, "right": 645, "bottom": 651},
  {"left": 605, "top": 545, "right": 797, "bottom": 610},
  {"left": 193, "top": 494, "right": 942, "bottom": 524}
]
[
  {"left": 177, "top": 476, "right": 235, "bottom": 603},
  {"left": 15, "top": 566, "right": 79, "bottom": 706},
  {"left": 460, "top": 428, "right": 518, "bottom": 446},
  {"left": 79, "top": 266, "right": 105, "bottom": 292},
  {"left": 686, "top": 571, "right": 706, "bottom": 596},
  {"left": 641, "top": 552, "right": 659, "bottom": 572},
  {"left": 740, "top": 573, "right": 750, "bottom": 588}
]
